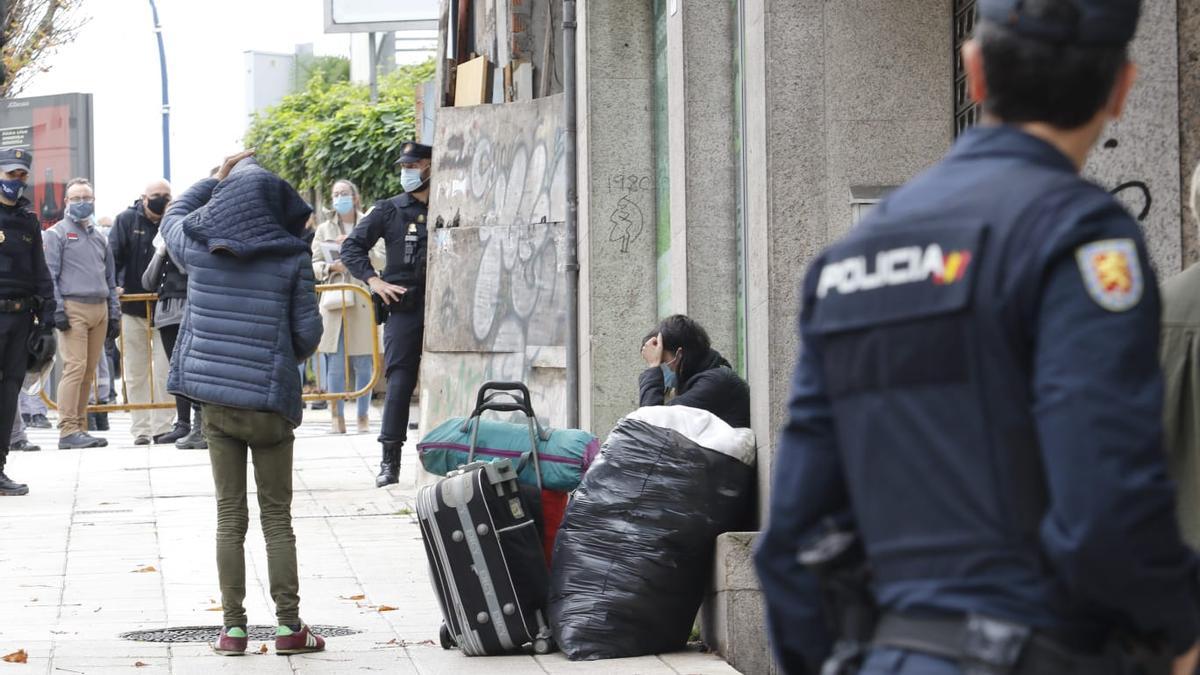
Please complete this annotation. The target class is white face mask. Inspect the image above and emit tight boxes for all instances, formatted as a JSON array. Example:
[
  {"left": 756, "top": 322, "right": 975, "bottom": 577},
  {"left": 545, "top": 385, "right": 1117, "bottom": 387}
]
[{"left": 400, "top": 168, "right": 425, "bottom": 193}]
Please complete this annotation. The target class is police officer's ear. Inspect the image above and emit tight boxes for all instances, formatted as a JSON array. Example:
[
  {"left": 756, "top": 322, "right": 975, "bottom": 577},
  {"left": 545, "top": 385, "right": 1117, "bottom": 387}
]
[
  {"left": 962, "top": 40, "right": 988, "bottom": 106},
  {"left": 1104, "top": 61, "right": 1137, "bottom": 122}
]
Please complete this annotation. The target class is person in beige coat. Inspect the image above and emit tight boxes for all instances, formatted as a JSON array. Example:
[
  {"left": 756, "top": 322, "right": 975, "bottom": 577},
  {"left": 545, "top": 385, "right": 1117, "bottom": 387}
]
[
  {"left": 311, "top": 179, "right": 384, "bottom": 434},
  {"left": 1162, "top": 162, "right": 1200, "bottom": 548}
]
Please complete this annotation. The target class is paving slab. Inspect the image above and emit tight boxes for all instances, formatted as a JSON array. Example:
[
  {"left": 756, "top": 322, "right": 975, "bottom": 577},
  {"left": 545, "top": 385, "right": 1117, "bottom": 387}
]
[{"left": 2, "top": 406, "right": 739, "bottom": 674}]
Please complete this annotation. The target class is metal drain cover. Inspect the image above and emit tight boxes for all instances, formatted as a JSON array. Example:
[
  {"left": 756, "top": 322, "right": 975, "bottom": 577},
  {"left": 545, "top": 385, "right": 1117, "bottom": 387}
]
[{"left": 119, "top": 625, "right": 361, "bottom": 643}]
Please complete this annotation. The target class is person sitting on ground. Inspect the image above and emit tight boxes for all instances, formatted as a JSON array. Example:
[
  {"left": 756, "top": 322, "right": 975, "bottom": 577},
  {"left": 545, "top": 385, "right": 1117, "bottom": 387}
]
[
  {"left": 160, "top": 149, "right": 325, "bottom": 657},
  {"left": 639, "top": 314, "right": 750, "bottom": 428}
]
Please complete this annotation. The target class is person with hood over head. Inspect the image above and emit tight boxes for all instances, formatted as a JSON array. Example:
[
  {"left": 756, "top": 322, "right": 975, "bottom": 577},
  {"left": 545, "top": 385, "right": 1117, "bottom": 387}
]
[{"left": 160, "top": 150, "right": 325, "bottom": 657}]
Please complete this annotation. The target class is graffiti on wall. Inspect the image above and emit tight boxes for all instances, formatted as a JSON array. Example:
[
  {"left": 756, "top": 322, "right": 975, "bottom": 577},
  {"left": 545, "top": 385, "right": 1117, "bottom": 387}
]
[
  {"left": 1111, "top": 180, "right": 1152, "bottom": 222},
  {"left": 421, "top": 95, "right": 569, "bottom": 432},
  {"left": 426, "top": 223, "right": 566, "bottom": 353},
  {"left": 420, "top": 225, "right": 567, "bottom": 428},
  {"left": 432, "top": 93, "right": 566, "bottom": 229},
  {"left": 1088, "top": 133, "right": 1181, "bottom": 276}
]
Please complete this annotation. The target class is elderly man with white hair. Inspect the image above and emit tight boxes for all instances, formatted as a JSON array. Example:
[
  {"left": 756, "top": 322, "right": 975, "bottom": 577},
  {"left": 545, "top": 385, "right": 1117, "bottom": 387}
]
[{"left": 110, "top": 179, "right": 176, "bottom": 444}]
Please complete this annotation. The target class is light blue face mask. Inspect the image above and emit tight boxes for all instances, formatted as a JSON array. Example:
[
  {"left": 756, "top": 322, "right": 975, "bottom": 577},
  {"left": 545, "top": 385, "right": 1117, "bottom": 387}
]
[
  {"left": 332, "top": 195, "right": 354, "bottom": 215},
  {"left": 661, "top": 351, "right": 680, "bottom": 390},
  {"left": 400, "top": 168, "right": 425, "bottom": 193},
  {"left": 68, "top": 202, "right": 94, "bottom": 222}
]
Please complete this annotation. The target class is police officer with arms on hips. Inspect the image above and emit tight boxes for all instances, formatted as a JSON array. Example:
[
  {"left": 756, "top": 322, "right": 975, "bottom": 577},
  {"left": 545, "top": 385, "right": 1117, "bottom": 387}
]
[
  {"left": 0, "top": 148, "right": 55, "bottom": 496},
  {"left": 754, "top": 1, "right": 1200, "bottom": 674},
  {"left": 341, "top": 141, "right": 430, "bottom": 488}
]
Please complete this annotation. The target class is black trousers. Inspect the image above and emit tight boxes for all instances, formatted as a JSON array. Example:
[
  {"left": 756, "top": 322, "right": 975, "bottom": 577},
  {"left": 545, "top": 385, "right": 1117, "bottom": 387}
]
[
  {"left": 0, "top": 311, "right": 32, "bottom": 457},
  {"left": 158, "top": 323, "right": 197, "bottom": 425},
  {"left": 379, "top": 308, "right": 423, "bottom": 445}
]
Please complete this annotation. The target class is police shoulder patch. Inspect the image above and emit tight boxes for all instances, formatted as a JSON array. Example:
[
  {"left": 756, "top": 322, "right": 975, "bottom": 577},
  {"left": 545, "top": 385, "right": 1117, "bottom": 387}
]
[{"left": 1075, "top": 238, "right": 1143, "bottom": 312}]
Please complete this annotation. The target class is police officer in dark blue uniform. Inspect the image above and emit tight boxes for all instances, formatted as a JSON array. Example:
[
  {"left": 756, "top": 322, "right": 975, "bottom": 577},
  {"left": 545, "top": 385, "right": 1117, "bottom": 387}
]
[
  {"left": 341, "top": 141, "right": 431, "bottom": 488},
  {"left": 0, "top": 148, "right": 55, "bottom": 496},
  {"left": 755, "top": 1, "right": 1200, "bottom": 674}
]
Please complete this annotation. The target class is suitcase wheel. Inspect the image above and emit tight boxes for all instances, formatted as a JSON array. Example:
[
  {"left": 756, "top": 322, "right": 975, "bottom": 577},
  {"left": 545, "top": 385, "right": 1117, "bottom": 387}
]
[
  {"left": 533, "top": 636, "right": 555, "bottom": 655},
  {"left": 439, "top": 623, "right": 457, "bottom": 650}
]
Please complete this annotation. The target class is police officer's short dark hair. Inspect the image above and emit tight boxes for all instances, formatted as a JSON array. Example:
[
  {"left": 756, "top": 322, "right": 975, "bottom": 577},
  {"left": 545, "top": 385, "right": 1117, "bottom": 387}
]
[
  {"left": 977, "top": 0, "right": 1129, "bottom": 130},
  {"left": 659, "top": 314, "right": 711, "bottom": 376}
]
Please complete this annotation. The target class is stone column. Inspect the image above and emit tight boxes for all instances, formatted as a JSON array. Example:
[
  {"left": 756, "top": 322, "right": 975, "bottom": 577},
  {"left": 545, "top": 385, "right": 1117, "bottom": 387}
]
[
  {"left": 577, "top": 0, "right": 660, "bottom": 436},
  {"left": 664, "top": 0, "right": 740, "bottom": 357}
]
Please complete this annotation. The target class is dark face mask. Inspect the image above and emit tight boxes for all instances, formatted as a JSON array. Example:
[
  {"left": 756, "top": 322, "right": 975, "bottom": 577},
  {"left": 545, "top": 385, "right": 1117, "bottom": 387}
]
[
  {"left": 145, "top": 195, "right": 170, "bottom": 216},
  {"left": 0, "top": 179, "right": 25, "bottom": 203}
]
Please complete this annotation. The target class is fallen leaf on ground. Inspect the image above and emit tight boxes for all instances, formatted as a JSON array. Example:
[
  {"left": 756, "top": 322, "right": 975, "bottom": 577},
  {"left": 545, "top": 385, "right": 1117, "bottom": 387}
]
[
  {"left": 134, "top": 661, "right": 148, "bottom": 668},
  {"left": 205, "top": 606, "right": 223, "bottom": 612},
  {"left": 377, "top": 605, "right": 398, "bottom": 612},
  {"left": 2, "top": 650, "right": 27, "bottom": 663},
  {"left": 415, "top": 639, "right": 435, "bottom": 646},
  {"left": 341, "top": 594, "right": 365, "bottom": 601},
  {"left": 387, "top": 638, "right": 397, "bottom": 645},
  {"left": 258, "top": 644, "right": 268, "bottom": 654},
  {"left": 132, "top": 566, "right": 157, "bottom": 573}
]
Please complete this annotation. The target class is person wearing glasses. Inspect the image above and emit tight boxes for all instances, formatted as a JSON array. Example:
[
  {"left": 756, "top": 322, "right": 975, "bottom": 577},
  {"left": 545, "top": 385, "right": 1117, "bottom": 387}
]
[{"left": 43, "top": 178, "right": 119, "bottom": 449}]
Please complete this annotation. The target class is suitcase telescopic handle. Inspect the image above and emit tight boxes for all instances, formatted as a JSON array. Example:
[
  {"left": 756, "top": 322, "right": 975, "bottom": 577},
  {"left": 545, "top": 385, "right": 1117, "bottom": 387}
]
[
  {"left": 472, "top": 381, "right": 535, "bottom": 419},
  {"left": 465, "top": 381, "right": 545, "bottom": 491}
]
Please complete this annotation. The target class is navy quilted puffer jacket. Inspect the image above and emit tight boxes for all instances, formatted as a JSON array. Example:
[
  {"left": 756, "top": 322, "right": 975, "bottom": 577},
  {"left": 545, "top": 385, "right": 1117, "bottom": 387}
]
[{"left": 160, "top": 160, "right": 322, "bottom": 427}]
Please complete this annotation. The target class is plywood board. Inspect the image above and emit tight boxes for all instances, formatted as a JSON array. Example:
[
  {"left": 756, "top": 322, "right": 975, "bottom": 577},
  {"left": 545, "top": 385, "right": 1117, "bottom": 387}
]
[
  {"left": 431, "top": 94, "right": 566, "bottom": 226},
  {"left": 513, "top": 60, "right": 534, "bottom": 101},
  {"left": 454, "top": 55, "right": 490, "bottom": 107}
]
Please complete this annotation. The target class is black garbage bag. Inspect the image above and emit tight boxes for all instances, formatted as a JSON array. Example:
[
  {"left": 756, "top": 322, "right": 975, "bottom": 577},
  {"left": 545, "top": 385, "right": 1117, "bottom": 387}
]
[{"left": 548, "top": 406, "right": 756, "bottom": 660}]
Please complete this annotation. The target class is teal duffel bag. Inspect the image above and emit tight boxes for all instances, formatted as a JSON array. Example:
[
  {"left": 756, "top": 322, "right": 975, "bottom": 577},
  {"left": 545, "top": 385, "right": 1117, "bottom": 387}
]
[{"left": 417, "top": 383, "right": 601, "bottom": 492}]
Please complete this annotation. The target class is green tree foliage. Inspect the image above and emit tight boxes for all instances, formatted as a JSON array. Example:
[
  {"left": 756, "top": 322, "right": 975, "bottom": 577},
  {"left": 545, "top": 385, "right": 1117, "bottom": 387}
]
[
  {"left": 296, "top": 55, "right": 351, "bottom": 88},
  {"left": 244, "top": 58, "right": 435, "bottom": 206}
]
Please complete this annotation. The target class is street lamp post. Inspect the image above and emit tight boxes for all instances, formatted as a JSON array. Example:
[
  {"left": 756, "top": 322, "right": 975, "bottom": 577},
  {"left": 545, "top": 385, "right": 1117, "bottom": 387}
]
[{"left": 148, "top": 0, "right": 170, "bottom": 180}]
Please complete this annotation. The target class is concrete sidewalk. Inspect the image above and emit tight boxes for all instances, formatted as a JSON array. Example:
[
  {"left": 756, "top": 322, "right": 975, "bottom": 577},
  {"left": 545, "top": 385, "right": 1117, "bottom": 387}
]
[{"left": 0, "top": 408, "right": 737, "bottom": 674}]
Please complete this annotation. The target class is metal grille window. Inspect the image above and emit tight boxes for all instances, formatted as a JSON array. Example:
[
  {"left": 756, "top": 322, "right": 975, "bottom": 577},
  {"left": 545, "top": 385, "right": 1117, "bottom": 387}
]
[{"left": 954, "top": 0, "right": 979, "bottom": 136}]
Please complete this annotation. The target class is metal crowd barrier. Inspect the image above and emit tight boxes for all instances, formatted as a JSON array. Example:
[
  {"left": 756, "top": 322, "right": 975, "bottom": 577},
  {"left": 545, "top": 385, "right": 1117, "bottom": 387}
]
[{"left": 39, "top": 283, "right": 381, "bottom": 413}]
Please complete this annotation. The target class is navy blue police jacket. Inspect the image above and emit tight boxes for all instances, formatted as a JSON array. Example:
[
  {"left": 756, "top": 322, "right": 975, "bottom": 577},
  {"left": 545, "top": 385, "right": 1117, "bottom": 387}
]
[
  {"left": 753, "top": 125, "right": 1200, "bottom": 674},
  {"left": 341, "top": 192, "right": 428, "bottom": 299}
]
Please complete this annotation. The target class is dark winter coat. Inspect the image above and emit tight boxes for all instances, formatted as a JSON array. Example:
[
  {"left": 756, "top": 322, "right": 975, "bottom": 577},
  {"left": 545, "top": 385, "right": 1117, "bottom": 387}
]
[
  {"left": 110, "top": 200, "right": 161, "bottom": 317},
  {"left": 638, "top": 348, "right": 751, "bottom": 428},
  {"left": 160, "top": 161, "right": 322, "bottom": 427}
]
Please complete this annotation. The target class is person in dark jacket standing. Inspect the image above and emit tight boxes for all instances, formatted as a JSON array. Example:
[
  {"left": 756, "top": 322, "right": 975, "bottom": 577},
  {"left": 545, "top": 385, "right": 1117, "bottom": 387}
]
[
  {"left": 161, "top": 150, "right": 326, "bottom": 656},
  {"left": 342, "top": 141, "right": 431, "bottom": 488},
  {"left": 0, "top": 147, "right": 55, "bottom": 495},
  {"left": 755, "top": 2, "right": 1200, "bottom": 674},
  {"left": 141, "top": 233, "right": 203, "bottom": 449},
  {"left": 111, "top": 179, "right": 174, "bottom": 444},
  {"left": 639, "top": 314, "right": 750, "bottom": 428}
]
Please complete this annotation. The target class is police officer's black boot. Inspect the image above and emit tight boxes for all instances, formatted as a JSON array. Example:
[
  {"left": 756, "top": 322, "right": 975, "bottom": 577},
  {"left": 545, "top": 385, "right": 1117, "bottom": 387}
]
[
  {"left": 375, "top": 442, "right": 402, "bottom": 488},
  {"left": 0, "top": 451, "right": 29, "bottom": 496}
]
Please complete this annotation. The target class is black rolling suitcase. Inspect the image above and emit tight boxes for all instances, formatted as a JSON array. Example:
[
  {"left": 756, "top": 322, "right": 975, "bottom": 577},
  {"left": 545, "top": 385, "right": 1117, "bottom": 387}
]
[{"left": 416, "top": 383, "right": 555, "bottom": 656}]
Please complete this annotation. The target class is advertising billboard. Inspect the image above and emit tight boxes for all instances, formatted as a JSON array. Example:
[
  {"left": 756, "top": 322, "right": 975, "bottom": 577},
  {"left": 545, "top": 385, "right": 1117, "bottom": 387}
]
[{"left": 0, "top": 93, "right": 95, "bottom": 229}]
